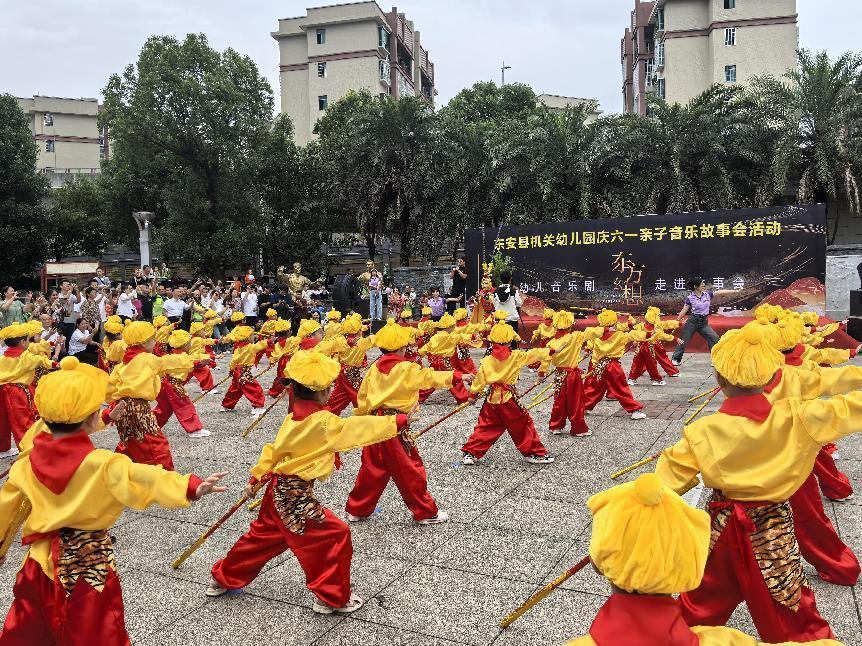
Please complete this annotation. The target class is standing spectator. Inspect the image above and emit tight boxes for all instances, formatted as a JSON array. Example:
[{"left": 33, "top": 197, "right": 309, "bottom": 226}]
[
  {"left": 272, "top": 285, "right": 294, "bottom": 320},
  {"left": 0, "top": 287, "right": 26, "bottom": 328},
  {"left": 671, "top": 277, "right": 720, "bottom": 365},
  {"left": 68, "top": 318, "right": 99, "bottom": 365},
  {"left": 200, "top": 285, "right": 214, "bottom": 310},
  {"left": 129, "top": 267, "right": 145, "bottom": 289},
  {"left": 38, "top": 314, "right": 64, "bottom": 360},
  {"left": 138, "top": 284, "right": 155, "bottom": 321},
  {"left": 403, "top": 284, "right": 417, "bottom": 310},
  {"left": 156, "top": 262, "right": 172, "bottom": 286},
  {"left": 427, "top": 289, "right": 445, "bottom": 321},
  {"left": 142, "top": 264, "right": 157, "bottom": 283},
  {"left": 79, "top": 287, "right": 102, "bottom": 332},
  {"left": 492, "top": 270, "right": 523, "bottom": 335},
  {"left": 116, "top": 283, "right": 138, "bottom": 321},
  {"left": 446, "top": 257, "right": 468, "bottom": 315},
  {"left": 152, "top": 285, "right": 167, "bottom": 318},
  {"left": 92, "top": 267, "right": 111, "bottom": 288},
  {"left": 368, "top": 269, "right": 383, "bottom": 320},
  {"left": 387, "top": 287, "right": 405, "bottom": 318},
  {"left": 57, "top": 280, "right": 79, "bottom": 349},
  {"left": 163, "top": 287, "right": 190, "bottom": 324},
  {"left": 244, "top": 267, "right": 256, "bottom": 285},
  {"left": 241, "top": 283, "right": 259, "bottom": 327}
]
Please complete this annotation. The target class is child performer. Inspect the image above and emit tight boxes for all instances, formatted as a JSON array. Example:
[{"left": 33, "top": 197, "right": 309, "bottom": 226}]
[
  {"left": 582, "top": 310, "right": 647, "bottom": 420},
  {"left": 0, "top": 356, "right": 226, "bottom": 643},
  {"left": 254, "top": 308, "right": 279, "bottom": 366},
  {"left": 529, "top": 308, "right": 557, "bottom": 370},
  {"left": 627, "top": 307, "right": 680, "bottom": 385},
  {"left": 154, "top": 329, "right": 212, "bottom": 438},
  {"left": 25, "top": 320, "right": 53, "bottom": 391},
  {"left": 208, "top": 351, "right": 410, "bottom": 614},
  {"left": 267, "top": 319, "right": 297, "bottom": 398},
  {"left": 566, "top": 474, "right": 839, "bottom": 646},
  {"left": 545, "top": 310, "right": 598, "bottom": 437},
  {"left": 0, "top": 323, "right": 54, "bottom": 457},
  {"left": 108, "top": 322, "right": 202, "bottom": 469},
  {"left": 345, "top": 320, "right": 471, "bottom": 525},
  {"left": 219, "top": 324, "right": 268, "bottom": 417},
  {"left": 152, "top": 315, "right": 174, "bottom": 356},
  {"left": 324, "top": 310, "right": 342, "bottom": 339},
  {"left": 326, "top": 315, "right": 376, "bottom": 415},
  {"left": 655, "top": 325, "right": 862, "bottom": 642},
  {"left": 99, "top": 317, "right": 127, "bottom": 374},
  {"left": 418, "top": 314, "right": 475, "bottom": 404},
  {"left": 460, "top": 314, "right": 560, "bottom": 465},
  {"left": 398, "top": 309, "right": 422, "bottom": 363},
  {"left": 186, "top": 322, "right": 217, "bottom": 394},
  {"left": 452, "top": 307, "right": 478, "bottom": 375}
]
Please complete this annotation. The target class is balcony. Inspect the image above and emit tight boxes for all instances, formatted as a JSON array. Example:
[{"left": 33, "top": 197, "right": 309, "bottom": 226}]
[
  {"left": 40, "top": 167, "right": 100, "bottom": 188},
  {"left": 396, "top": 14, "right": 414, "bottom": 51},
  {"left": 379, "top": 59, "right": 391, "bottom": 86},
  {"left": 419, "top": 45, "right": 434, "bottom": 84}
]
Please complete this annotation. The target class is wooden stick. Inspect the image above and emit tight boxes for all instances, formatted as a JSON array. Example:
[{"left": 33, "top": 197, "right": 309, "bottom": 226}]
[
  {"left": 253, "top": 362, "right": 275, "bottom": 380},
  {"left": 520, "top": 373, "right": 550, "bottom": 400},
  {"left": 192, "top": 372, "right": 234, "bottom": 403},
  {"left": 684, "top": 389, "right": 720, "bottom": 426},
  {"left": 611, "top": 452, "right": 661, "bottom": 480},
  {"left": 529, "top": 379, "right": 555, "bottom": 403},
  {"left": 525, "top": 392, "right": 554, "bottom": 411},
  {"left": 0, "top": 498, "right": 31, "bottom": 560},
  {"left": 242, "top": 395, "right": 285, "bottom": 438},
  {"left": 500, "top": 556, "right": 591, "bottom": 628},
  {"left": 687, "top": 386, "right": 720, "bottom": 404},
  {"left": 172, "top": 479, "right": 266, "bottom": 569},
  {"left": 247, "top": 498, "right": 262, "bottom": 512},
  {"left": 410, "top": 399, "right": 475, "bottom": 442}
]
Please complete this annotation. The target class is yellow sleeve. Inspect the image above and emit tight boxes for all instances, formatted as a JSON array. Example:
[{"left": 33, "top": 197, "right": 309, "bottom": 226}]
[
  {"left": 522, "top": 348, "right": 553, "bottom": 367},
  {"left": 563, "top": 637, "right": 596, "bottom": 646},
  {"left": 626, "top": 329, "right": 648, "bottom": 343},
  {"left": 324, "top": 336, "right": 350, "bottom": 356},
  {"left": 806, "top": 347, "right": 852, "bottom": 366},
  {"left": 250, "top": 442, "right": 276, "bottom": 481},
  {"left": 656, "top": 436, "right": 701, "bottom": 495},
  {"left": 157, "top": 353, "right": 195, "bottom": 374},
  {"left": 650, "top": 329, "right": 675, "bottom": 343},
  {"left": 469, "top": 363, "right": 490, "bottom": 395},
  {"left": 413, "top": 364, "right": 455, "bottom": 391},
  {"left": 326, "top": 414, "right": 399, "bottom": 453},
  {"left": 796, "top": 391, "right": 862, "bottom": 444},
  {"left": 0, "top": 476, "right": 26, "bottom": 548},
  {"left": 101, "top": 453, "right": 194, "bottom": 510},
  {"left": 791, "top": 365, "right": 862, "bottom": 399}
]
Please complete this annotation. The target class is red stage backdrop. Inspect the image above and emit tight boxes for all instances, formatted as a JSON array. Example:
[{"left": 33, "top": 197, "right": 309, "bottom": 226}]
[{"left": 465, "top": 205, "right": 827, "bottom": 318}]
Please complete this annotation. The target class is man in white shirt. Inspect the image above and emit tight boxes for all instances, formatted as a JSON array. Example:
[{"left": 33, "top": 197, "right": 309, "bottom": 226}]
[
  {"left": 68, "top": 318, "right": 98, "bottom": 365},
  {"left": 241, "top": 284, "right": 259, "bottom": 327},
  {"left": 163, "top": 288, "right": 190, "bottom": 324}
]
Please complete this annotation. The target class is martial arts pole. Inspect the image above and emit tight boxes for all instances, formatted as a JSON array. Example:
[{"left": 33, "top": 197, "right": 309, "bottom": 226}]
[
  {"left": 611, "top": 452, "right": 661, "bottom": 480},
  {"left": 521, "top": 373, "right": 550, "bottom": 400},
  {"left": 172, "top": 479, "right": 268, "bottom": 569},
  {"left": 0, "top": 499, "right": 31, "bottom": 560},
  {"left": 410, "top": 399, "right": 475, "bottom": 442},
  {"left": 253, "top": 362, "right": 275, "bottom": 380},
  {"left": 500, "top": 556, "right": 592, "bottom": 628},
  {"left": 529, "top": 378, "right": 555, "bottom": 403},
  {"left": 687, "top": 386, "right": 720, "bottom": 404},
  {"left": 683, "top": 388, "right": 720, "bottom": 426},
  {"left": 247, "top": 498, "right": 262, "bottom": 512},
  {"left": 525, "top": 392, "right": 553, "bottom": 411},
  {"left": 242, "top": 394, "right": 285, "bottom": 438},
  {"left": 192, "top": 372, "right": 234, "bottom": 403}
]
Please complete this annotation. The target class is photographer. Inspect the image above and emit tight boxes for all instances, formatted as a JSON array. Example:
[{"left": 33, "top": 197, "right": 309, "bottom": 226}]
[
  {"left": 57, "top": 280, "right": 79, "bottom": 349},
  {"left": 0, "top": 287, "right": 26, "bottom": 328},
  {"left": 446, "top": 257, "right": 468, "bottom": 315},
  {"left": 492, "top": 270, "right": 523, "bottom": 334}
]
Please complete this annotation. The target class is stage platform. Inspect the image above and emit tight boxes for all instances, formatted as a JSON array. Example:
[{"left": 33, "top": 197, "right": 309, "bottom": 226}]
[{"left": 516, "top": 315, "right": 857, "bottom": 353}]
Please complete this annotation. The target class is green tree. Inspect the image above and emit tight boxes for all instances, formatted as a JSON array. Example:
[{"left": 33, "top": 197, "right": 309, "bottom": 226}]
[
  {"left": 0, "top": 95, "right": 48, "bottom": 286},
  {"left": 44, "top": 176, "right": 109, "bottom": 261},
  {"left": 100, "top": 33, "right": 275, "bottom": 273}
]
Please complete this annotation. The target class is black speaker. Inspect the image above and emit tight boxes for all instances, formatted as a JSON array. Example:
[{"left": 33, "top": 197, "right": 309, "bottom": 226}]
[
  {"left": 846, "top": 316, "right": 862, "bottom": 341},
  {"left": 851, "top": 291, "right": 862, "bottom": 317}
]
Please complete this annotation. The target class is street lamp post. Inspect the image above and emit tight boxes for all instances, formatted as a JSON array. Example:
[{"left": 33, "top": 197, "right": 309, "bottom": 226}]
[{"left": 132, "top": 211, "right": 154, "bottom": 268}]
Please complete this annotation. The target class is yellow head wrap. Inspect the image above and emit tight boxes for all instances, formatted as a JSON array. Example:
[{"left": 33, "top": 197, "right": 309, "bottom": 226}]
[
  {"left": 122, "top": 321, "right": 156, "bottom": 346},
  {"left": 453, "top": 308, "right": 468, "bottom": 321},
  {"left": 168, "top": 329, "right": 192, "bottom": 349},
  {"left": 542, "top": 308, "right": 555, "bottom": 321},
  {"left": 773, "top": 316, "right": 804, "bottom": 351},
  {"left": 553, "top": 310, "right": 574, "bottom": 330},
  {"left": 35, "top": 356, "right": 108, "bottom": 424},
  {"left": 712, "top": 326, "right": 782, "bottom": 388},
  {"left": 421, "top": 306, "right": 432, "bottom": 317},
  {"left": 152, "top": 315, "right": 168, "bottom": 328},
  {"left": 437, "top": 313, "right": 456, "bottom": 329},
  {"left": 285, "top": 350, "right": 341, "bottom": 391},
  {"left": 230, "top": 311, "right": 246, "bottom": 323},
  {"left": 326, "top": 310, "right": 341, "bottom": 322},
  {"left": 104, "top": 319, "right": 125, "bottom": 335},
  {"left": 297, "top": 319, "right": 321, "bottom": 340},
  {"left": 802, "top": 311, "right": 819, "bottom": 326},
  {"left": 26, "top": 320, "right": 43, "bottom": 338},
  {"left": 645, "top": 307, "right": 661, "bottom": 325},
  {"left": 189, "top": 322, "right": 205, "bottom": 336},
  {"left": 597, "top": 310, "right": 618, "bottom": 327},
  {"left": 0, "top": 322, "right": 29, "bottom": 341},
  {"left": 493, "top": 310, "right": 508, "bottom": 323},
  {"left": 400, "top": 309, "right": 413, "bottom": 320},
  {"left": 488, "top": 322, "right": 519, "bottom": 345},
  {"left": 230, "top": 325, "right": 253, "bottom": 342},
  {"left": 266, "top": 308, "right": 277, "bottom": 319},
  {"left": 274, "top": 319, "right": 291, "bottom": 333},
  {"left": 588, "top": 473, "right": 710, "bottom": 594},
  {"left": 375, "top": 319, "right": 411, "bottom": 351},
  {"left": 341, "top": 316, "right": 366, "bottom": 335},
  {"left": 203, "top": 309, "right": 217, "bottom": 320}
]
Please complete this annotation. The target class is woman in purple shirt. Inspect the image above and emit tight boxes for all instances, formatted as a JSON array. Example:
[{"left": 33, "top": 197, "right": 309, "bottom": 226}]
[{"left": 671, "top": 277, "right": 720, "bottom": 365}]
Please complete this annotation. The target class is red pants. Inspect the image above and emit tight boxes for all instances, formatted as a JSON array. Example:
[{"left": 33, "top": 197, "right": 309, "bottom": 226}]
[
  {"left": 154, "top": 381, "right": 204, "bottom": 434},
  {"left": 346, "top": 437, "right": 439, "bottom": 521},
  {"left": 549, "top": 368, "right": 588, "bottom": 435},
  {"left": 267, "top": 356, "right": 289, "bottom": 397},
  {"left": 186, "top": 363, "right": 214, "bottom": 392},
  {"left": 420, "top": 356, "right": 469, "bottom": 404},
  {"left": 325, "top": 368, "right": 359, "bottom": 415},
  {"left": 790, "top": 473, "right": 860, "bottom": 585},
  {"left": 583, "top": 360, "right": 643, "bottom": 413},
  {"left": 221, "top": 369, "right": 265, "bottom": 409},
  {"left": 462, "top": 399, "right": 547, "bottom": 459},
  {"left": 1, "top": 558, "right": 130, "bottom": 645},
  {"left": 0, "top": 383, "right": 35, "bottom": 451},
  {"left": 681, "top": 506, "right": 835, "bottom": 643},
  {"left": 115, "top": 433, "right": 174, "bottom": 471},
  {"left": 212, "top": 483, "right": 352, "bottom": 608},
  {"left": 628, "top": 344, "right": 663, "bottom": 381},
  {"left": 654, "top": 344, "right": 678, "bottom": 376},
  {"left": 813, "top": 447, "right": 853, "bottom": 501},
  {"left": 451, "top": 351, "right": 477, "bottom": 375}
]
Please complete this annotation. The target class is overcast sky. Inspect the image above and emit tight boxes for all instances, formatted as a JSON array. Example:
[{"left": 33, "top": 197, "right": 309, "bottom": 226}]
[{"left": 0, "top": 0, "right": 857, "bottom": 115}]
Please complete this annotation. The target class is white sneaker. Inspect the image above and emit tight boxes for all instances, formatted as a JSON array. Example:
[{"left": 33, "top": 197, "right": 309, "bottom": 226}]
[
  {"left": 550, "top": 428, "right": 566, "bottom": 435},
  {"left": 313, "top": 593, "right": 364, "bottom": 615},
  {"left": 627, "top": 378, "right": 636, "bottom": 386},
  {"left": 205, "top": 580, "right": 229, "bottom": 597},
  {"left": 250, "top": 407, "right": 266, "bottom": 418},
  {"left": 631, "top": 411, "right": 647, "bottom": 420},
  {"left": 416, "top": 511, "right": 450, "bottom": 525},
  {"left": 669, "top": 373, "right": 681, "bottom": 378},
  {"left": 525, "top": 454, "right": 555, "bottom": 464},
  {"left": 672, "top": 359, "right": 681, "bottom": 366},
  {"left": 205, "top": 389, "right": 220, "bottom": 395},
  {"left": 462, "top": 453, "right": 477, "bottom": 465},
  {"left": 0, "top": 447, "right": 20, "bottom": 458},
  {"left": 831, "top": 493, "right": 854, "bottom": 503},
  {"left": 651, "top": 380, "right": 666, "bottom": 386},
  {"left": 220, "top": 407, "right": 233, "bottom": 413},
  {"left": 573, "top": 430, "right": 593, "bottom": 438},
  {"left": 188, "top": 429, "right": 212, "bottom": 438},
  {"left": 346, "top": 513, "right": 369, "bottom": 523},
  {"left": 832, "top": 452, "right": 841, "bottom": 460}
]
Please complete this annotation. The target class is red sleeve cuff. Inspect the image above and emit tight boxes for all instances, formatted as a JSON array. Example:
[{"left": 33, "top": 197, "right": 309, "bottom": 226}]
[
  {"left": 548, "top": 347, "right": 556, "bottom": 357},
  {"left": 187, "top": 475, "right": 204, "bottom": 500},
  {"left": 452, "top": 370, "right": 463, "bottom": 385},
  {"left": 395, "top": 414, "right": 409, "bottom": 430},
  {"left": 101, "top": 408, "right": 111, "bottom": 425},
  {"left": 851, "top": 349, "right": 857, "bottom": 358},
  {"left": 248, "top": 476, "right": 259, "bottom": 486}
]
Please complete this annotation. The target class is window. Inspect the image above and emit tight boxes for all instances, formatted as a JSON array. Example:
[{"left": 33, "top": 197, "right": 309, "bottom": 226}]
[
  {"left": 317, "top": 62, "right": 327, "bottom": 78},
  {"left": 725, "top": 28, "right": 736, "bottom": 46},
  {"left": 318, "top": 95, "right": 328, "bottom": 111},
  {"left": 316, "top": 28, "right": 326, "bottom": 45},
  {"left": 379, "top": 58, "right": 391, "bottom": 84},
  {"left": 378, "top": 25, "right": 390, "bottom": 50},
  {"left": 656, "top": 42, "right": 665, "bottom": 66},
  {"left": 724, "top": 0, "right": 736, "bottom": 8},
  {"left": 725, "top": 64, "right": 737, "bottom": 83},
  {"left": 99, "top": 134, "right": 105, "bottom": 159},
  {"left": 655, "top": 7, "right": 665, "bottom": 31},
  {"left": 43, "top": 113, "right": 54, "bottom": 126},
  {"left": 45, "top": 140, "right": 55, "bottom": 152},
  {"left": 656, "top": 78, "right": 666, "bottom": 99}
]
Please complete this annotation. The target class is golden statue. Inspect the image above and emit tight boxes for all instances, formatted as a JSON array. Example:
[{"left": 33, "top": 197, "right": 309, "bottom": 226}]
[{"left": 277, "top": 262, "right": 312, "bottom": 297}]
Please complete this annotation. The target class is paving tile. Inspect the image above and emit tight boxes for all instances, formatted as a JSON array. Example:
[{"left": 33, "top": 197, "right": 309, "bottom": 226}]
[{"left": 313, "top": 620, "right": 466, "bottom": 645}]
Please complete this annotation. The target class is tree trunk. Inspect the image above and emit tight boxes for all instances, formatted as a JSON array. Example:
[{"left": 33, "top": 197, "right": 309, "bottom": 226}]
[
  {"left": 399, "top": 200, "right": 411, "bottom": 266},
  {"left": 827, "top": 200, "right": 839, "bottom": 246}
]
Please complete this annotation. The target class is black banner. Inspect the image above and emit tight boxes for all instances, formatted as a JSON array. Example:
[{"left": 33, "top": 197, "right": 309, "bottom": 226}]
[{"left": 464, "top": 205, "right": 827, "bottom": 317}]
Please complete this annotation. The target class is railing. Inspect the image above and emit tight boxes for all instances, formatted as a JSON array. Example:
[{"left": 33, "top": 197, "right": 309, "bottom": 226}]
[
  {"left": 397, "top": 15, "right": 414, "bottom": 51},
  {"left": 419, "top": 46, "right": 434, "bottom": 83}
]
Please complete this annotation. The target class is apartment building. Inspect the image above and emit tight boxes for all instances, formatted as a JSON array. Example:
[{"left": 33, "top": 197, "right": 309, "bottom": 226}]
[
  {"left": 15, "top": 95, "right": 106, "bottom": 188},
  {"left": 537, "top": 94, "right": 603, "bottom": 124},
  {"left": 620, "top": 0, "right": 657, "bottom": 115},
  {"left": 650, "top": 0, "right": 798, "bottom": 105},
  {"left": 272, "top": 2, "right": 437, "bottom": 146}
]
